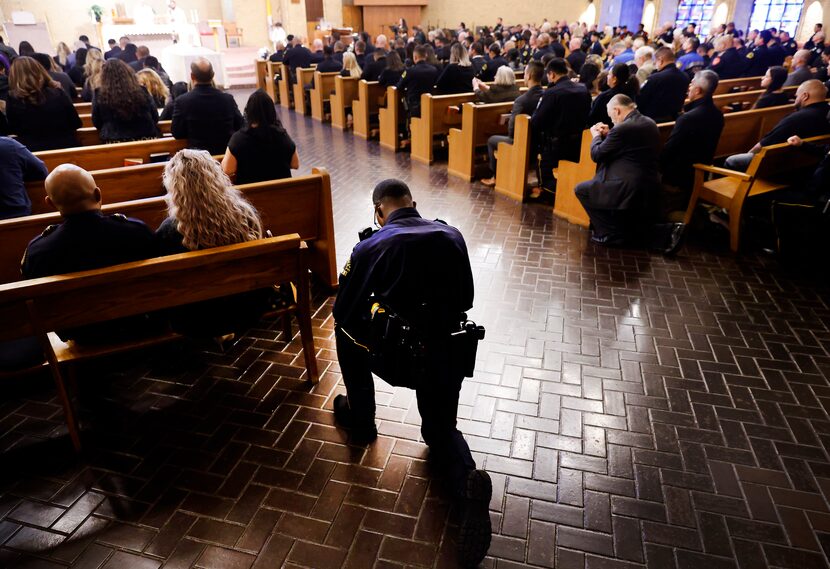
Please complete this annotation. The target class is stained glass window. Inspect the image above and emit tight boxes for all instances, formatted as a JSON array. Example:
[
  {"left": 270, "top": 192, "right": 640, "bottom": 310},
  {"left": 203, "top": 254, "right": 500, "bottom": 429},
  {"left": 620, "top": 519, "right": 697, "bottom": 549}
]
[
  {"left": 675, "top": 0, "right": 716, "bottom": 36},
  {"left": 748, "top": 0, "right": 804, "bottom": 36}
]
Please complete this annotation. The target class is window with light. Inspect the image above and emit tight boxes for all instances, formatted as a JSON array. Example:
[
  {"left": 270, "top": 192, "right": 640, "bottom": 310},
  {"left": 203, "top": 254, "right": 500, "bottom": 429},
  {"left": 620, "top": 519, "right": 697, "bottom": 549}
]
[
  {"left": 748, "top": 0, "right": 804, "bottom": 36},
  {"left": 675, "top": 0, "right": 716, "bottom": 36}
]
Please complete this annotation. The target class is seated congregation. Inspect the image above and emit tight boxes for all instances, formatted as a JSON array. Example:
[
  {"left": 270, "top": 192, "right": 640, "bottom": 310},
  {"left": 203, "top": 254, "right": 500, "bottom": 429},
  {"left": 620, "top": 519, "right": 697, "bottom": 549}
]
[{"left": 1, "top": 15, "right": 830, "bottom": 568}]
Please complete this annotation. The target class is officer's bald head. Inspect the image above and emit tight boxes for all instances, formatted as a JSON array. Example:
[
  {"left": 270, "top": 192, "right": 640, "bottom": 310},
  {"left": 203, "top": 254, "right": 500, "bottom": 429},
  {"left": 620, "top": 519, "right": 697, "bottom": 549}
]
[
  {"left": 796, "top": 79, "right": 828, "bottom": 108},
  {"left": 44, "top": 164, "right": 102, "bottom": 216},
  {"left": 190, "top": 57, "right": 214, "bottom": 84}
]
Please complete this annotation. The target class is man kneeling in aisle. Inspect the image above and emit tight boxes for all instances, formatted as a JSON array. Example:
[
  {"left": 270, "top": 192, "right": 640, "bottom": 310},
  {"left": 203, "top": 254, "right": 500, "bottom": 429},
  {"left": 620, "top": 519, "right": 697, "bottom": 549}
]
[{"left": 332, "top": 179, "right": 492, "bottom": 567}]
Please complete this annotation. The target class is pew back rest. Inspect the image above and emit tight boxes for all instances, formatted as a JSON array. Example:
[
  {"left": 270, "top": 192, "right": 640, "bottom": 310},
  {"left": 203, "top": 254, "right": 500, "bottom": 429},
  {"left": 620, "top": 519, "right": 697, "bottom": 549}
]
[
  {"left": 3, "top": 169, "right": 335, "bottom": 286},
  {"left": 74, "top": 102, "right": 92, "bottom": 115},
  {"left": 313, "top": 71, "right": 340, "bottom": 95},
  {"left": 713, "top": 76, "right": 763, "bottom": 95},
  {"left": 460, "top": 101, "right": 516, "bottom": 145},
  {"left": 358, "top": 80, "right": 384, "bottom": 113},
  {"left": 335, "top": 75, "right": 360, "bottom": 100},
  {"left": 423, "top": 92, "right": 477, "bottom": 132},
  {"left": 75, "top": 121, "right": 173, "bottom": 147},
  {"left": 750, "top": 134, "right": 830, "bottom": 180},
  {"left": 35, "top": 138, "right": 189, "bottom": 171},
  {"left": 0, "top": 234, "right": 303, "bottom": 342}
]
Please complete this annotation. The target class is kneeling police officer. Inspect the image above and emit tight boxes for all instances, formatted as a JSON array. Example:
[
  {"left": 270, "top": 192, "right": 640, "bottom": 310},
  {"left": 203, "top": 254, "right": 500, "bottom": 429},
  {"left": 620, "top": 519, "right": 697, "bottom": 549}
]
[{"left": 332, "top": 179, "right": 492, "bottom": 567}]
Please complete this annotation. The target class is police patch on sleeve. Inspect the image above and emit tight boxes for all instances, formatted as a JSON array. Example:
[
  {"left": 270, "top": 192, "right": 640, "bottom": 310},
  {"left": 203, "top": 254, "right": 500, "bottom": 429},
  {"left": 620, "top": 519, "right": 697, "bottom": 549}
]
[{"left": 401, "top": 70, "right": 407, "bottom": 78}]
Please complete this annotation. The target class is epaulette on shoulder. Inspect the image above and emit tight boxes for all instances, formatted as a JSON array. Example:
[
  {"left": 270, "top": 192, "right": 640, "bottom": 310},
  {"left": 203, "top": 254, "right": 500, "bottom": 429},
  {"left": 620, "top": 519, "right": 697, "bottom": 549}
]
[
  {"left": 40, "top": 224, "right": 59, "bottom": 237},
  {"left": 433, "top": 218, "right": 448, "bottom": 225}
]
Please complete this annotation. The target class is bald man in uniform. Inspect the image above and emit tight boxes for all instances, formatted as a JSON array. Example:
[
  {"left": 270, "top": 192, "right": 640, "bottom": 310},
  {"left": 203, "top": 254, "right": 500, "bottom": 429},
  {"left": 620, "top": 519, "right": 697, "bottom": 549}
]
[
  {"left": 22, "top": 164, "right": 155, "bottom": 279},
  {"left": 21, "top": 165, "right": 157, "bottom": 342}
]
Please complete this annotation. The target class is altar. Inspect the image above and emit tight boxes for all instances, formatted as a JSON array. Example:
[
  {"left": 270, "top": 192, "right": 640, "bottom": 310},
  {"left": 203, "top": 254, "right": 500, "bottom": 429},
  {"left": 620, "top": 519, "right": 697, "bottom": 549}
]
[
  {"left": 101, "top": 22, "right": 178, "bottom": 56},
  {"left": 160, "top": 43, "right": 226, "bottom": 87}
]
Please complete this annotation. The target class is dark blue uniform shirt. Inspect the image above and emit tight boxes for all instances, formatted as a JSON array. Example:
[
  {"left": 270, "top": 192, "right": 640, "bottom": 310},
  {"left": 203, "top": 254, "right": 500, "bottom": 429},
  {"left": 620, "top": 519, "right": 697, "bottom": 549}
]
[
  {"left": 22, "top": 210, "right": 155, "bottom": 279},
  {"left": 333, "top": 207, "right": 474, "bottom": 337},
  {"left": 0, "top": 137, "right": 48, "bottom": 220}
]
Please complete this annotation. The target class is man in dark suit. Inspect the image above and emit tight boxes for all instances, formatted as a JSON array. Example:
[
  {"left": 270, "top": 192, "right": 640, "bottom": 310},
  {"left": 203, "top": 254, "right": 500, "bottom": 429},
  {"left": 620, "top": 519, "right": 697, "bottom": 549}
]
[
  {"left": 637, "top": 47, "right": 690, "bottom": 122},
  {"left": 529, "top": 58, "right": 591, "bottom": 200},
  {"left": 784, "top": 50, "right": 815, "bottom": 86},
  {"left": 283, "top": 37, "right": 313, "bottom": 83},
  {"left": 129, "top": 45, "right": 150, "bottom": 71},
  {"left": 310, "top": 39, "right": 325, "bottom": 64},
  {"left": 470, "top": 42, "right": 487, "bottom": 77},
  {"left": 481, "top": 61, "right": 544, "bottom": 186},
  {"left": 104, "top": 39, "right": 121, "bottom": 60},
  {"left": 724, "top": 80, "right": 830, "bottom": 171},
  {"left": 707, "top": 35, "right": 745, "bottom": 79},
  {"left": 566, "top": 37, "right": 586, "bottom": 73},
  {"left": 396, "top": 44, "right": 439, "bottom": 118},
  {"left": 659, "top": 70, "right": 725, "bottom": 213},
  {"left": 171, "top": 58, "right": 243, "bottom": 156},
  {"left": 576, "top": 94, "right": 685, "bottom": 253}
]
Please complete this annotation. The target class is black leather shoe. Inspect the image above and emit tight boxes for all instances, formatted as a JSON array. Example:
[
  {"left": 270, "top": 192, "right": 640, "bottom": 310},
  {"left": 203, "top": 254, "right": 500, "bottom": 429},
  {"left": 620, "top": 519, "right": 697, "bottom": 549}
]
[
  {"left": 458, "top": 469, "right": 492, "bottom": 567},
  {"left": 333, "top": 394, "right": 378, "bottom": 443},
  {"left": 663, "top": 223, "right": 687, "bottom": 256}
]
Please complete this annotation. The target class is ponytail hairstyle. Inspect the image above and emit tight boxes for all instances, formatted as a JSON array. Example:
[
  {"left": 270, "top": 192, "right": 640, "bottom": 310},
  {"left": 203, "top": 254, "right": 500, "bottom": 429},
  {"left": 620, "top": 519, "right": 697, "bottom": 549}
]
[{"left": 610, "top": 62, "right": 639, "bottom": 97}]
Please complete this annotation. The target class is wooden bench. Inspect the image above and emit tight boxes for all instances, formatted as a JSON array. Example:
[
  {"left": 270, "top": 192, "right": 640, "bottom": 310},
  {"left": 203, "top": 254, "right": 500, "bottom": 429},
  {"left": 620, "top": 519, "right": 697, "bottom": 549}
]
[
  {"left": 34, "top": 138, "right": 188, "bottom": 171},
  {"left": 293, "top": 67, "right": 317, "bottom": 115},
  {"left": 0, "top": 232, "right": 319, "bottom": 451},
  {"left": 713, "top": 76, "right": 763, "bottom": 95},
  {"left": 8, "top": 169, "right": 338, "bottom": 289},
  {"left": 411, "top": 93, "right": 479, "bottom": 164},
  {"left": 310, "top": 71, "right": 341, "bottom": 122},
  {"left": 553, "top": 103, "right": 800, "bottom": 228},
  {"left": 711, "top": 86, "right": 797, "bottom": 113},
  {"left": 265, "top": 61, "right": 280, "bottom": 103},
  {"left": 493, "top": 114, "right": 534, "bottom": 201},
  {"left": 353, "top": 80, "right": 386, "bottom": 139},
  {"left": 684, "top": 134, "right": 830, "bottom": 251},
  {"left": 278, "top": 63, "right": 293, "bottom": 109},
  {"left": 74, "top": 102, "right": 92, "bottom": 114},
  {"left": 255, "top": 59, "right": 268, "bottom": 90},
  {"left": 75, "top": 121, "right": 173, "bottom": 147},
  {"left": 379, "top": 86, "right": 405, "bottom": 152},
  {"left": 331, "top": 76, "right": 360, "bottom": 130},
  {"left": 447, "top": 101, "right": 515, "bottom": 181}
]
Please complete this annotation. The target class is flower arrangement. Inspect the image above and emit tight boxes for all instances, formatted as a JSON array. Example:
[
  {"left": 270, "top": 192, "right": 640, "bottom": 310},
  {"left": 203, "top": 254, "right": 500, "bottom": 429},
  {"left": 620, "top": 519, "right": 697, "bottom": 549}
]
[{"left": 90, "top": 5, "right": 103, "bottom": 22}]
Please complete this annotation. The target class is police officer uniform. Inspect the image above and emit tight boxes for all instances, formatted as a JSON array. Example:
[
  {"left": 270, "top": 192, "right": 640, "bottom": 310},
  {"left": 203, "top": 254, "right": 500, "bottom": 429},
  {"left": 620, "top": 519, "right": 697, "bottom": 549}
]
[
  {"left": 332, "top": 180, "right": 491, "bottom": 567},
  {"left": 395, "top": 60, "right": 439, "bottom": 118},
  {"left": 480, "top": 56, "right": 508, "bottom": 82},
  {"left": 707, "top": 46, "right": 746, "bottom": 79},
  {"left": 22, "top": 210, "right": 157, "bottom": 342},
  {"left": 744, "top": 42, "right": 771, "bottom": 77}
]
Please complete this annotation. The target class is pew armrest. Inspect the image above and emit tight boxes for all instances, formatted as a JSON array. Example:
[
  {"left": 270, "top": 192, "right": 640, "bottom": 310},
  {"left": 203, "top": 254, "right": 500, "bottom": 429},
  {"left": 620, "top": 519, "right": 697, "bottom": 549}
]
[{"left": 691, "top": 163, "right": 752, "bottom": 181}]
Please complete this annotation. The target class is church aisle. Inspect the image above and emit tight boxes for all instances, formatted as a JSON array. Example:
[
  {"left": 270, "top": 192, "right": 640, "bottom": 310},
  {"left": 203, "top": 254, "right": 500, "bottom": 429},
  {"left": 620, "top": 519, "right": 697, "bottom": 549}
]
[{"left": 2, "top": 105, "right": 830, "bottom": 569}]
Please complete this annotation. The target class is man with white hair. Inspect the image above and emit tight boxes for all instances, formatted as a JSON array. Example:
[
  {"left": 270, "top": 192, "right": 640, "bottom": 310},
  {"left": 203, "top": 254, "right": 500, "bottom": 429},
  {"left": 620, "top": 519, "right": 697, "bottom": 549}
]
[
  {"left": 784, "top": 50, "right": 815, "bottom": 87},
  {"left": 634, "top": 45, "right": 655, "bottom": 84},
  {"left": 576, "top": 94, "right": 686, "bottom": 253},
  {"left": 567, "top": 37, "right": 586, "bottom": 72},
  {"left": 708, "top": 34, "right": 744, "bottom": 79},
  {"left": 310, "top": 38, "right": 325, "bottom": 63}
]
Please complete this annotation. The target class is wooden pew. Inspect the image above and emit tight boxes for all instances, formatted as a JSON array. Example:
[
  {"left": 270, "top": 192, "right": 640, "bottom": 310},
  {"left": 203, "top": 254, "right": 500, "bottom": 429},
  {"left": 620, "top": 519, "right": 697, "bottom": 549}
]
[
  {"left": 713, "top": 76, "right": 763, "bottom": 95},
  {"left": 410, "top": 93, "right": 477, "bottom": 164},
  {"left": 255, "top": 59, "right": 268, "bottom": 91},
  {"left": 265, "top": 61, "right": 279, "bottom": 103},
  {"left": 74, "top": 102, "right": 92, "bottom": 114},
  {"left": 684, "top": 134, "right": 830, "bottom": 251},
  {"left": 706, "top": 86, "right": 798, "bottom": 113},
  {"left": 493, "top": 114, "right": 533, "bottom": 201},
  {"left": 379, "top": 86, "right": 405, "bottom": 152},
  {"left": 553, "top": 103, "right": 800, "bottom": 228},
  {"left": 0, "top": 232, "right": 319, "bottom": 451},
  {"left": 35, "top": 138, "right": 188, "bottom": 171},
  {"left": 310, "top": 71, "right": 340, "bottom": 122},
  {"left": 79, "top": 114, "right": 93, "bottom": 128},
  {"left": 293, "top": 67, "right": 317, "bottom": 115},
  {"left": 331, "top": 75, "right": 360, "bottom": 130},
  {"left": 3, "top": 169, "right": 338, "bottom": 290},
  {"left": 278, "top": 63, "right": 293, "bottom": 109},
  {"left": 75, "top": 121, "right": 173, "bottom": 147},
  {"left": 353, "top": 80, "right": 386, "bottom": 139},
  {"left": 447, "top": 101, "right": 515, "bottom": 181}
]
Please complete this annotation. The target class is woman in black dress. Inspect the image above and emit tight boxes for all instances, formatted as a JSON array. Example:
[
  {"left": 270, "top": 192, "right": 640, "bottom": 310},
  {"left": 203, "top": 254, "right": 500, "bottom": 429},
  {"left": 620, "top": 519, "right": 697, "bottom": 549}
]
[
  {"left": 588, "top": 63, "right": 640, "bottom": 127},
  {"left": 435, "top": 42, "right": 475, "bottom": 94},
  {"left": 6, "top": 56, "right": 81, "bottom": 150},
  {"left": 753, "top": 66, "right": 789, "bottom": 109},
  {"left": 222, "top": 89, "right": 299, "bottom": 184}
]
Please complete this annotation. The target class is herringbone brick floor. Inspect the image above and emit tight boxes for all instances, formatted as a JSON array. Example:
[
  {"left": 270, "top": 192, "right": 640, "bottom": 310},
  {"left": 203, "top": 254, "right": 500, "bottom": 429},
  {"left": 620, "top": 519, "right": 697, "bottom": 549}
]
[{"left": 2, "top": 101, "right": 830, "bottom": 569}]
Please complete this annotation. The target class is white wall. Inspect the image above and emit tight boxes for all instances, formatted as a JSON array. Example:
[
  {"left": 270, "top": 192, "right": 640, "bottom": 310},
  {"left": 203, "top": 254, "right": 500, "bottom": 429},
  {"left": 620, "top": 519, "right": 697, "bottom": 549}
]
[
  {"left": 422, "top": 0, "right": 598, "bottom": 30},
  {"left": 0, "top": 0, "right": 220, "bottom": 50}
]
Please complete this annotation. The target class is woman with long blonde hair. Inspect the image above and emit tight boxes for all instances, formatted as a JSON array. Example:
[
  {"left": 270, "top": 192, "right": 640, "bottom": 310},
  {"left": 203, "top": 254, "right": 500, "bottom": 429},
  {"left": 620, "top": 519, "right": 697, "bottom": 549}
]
[
  {"left": 436, "top": 41, "right": 474, "bottom": 94},
  {"left": 136, "top": 68, "right": 170, "bottom": 107},
  {"left": 340, "top": 51, "right": 362, "bottom": 78},
  {"left": 54, "top": 41, "right": 72, "bottom": 70},
  {"left": 156, "top": 149, "right": 271, "bottom": 336},
  {"left": 6, "top": 56, "right": 81, "bottom": 150},
  {"left": 81, "top": 47, "right": 104, "bottom": 101}
]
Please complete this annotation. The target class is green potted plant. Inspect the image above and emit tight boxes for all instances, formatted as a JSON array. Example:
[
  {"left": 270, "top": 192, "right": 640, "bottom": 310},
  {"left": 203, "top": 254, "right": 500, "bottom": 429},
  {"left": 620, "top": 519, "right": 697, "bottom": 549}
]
[{"left": 89, "top": 4, "right": 103, "bottom": 22}]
